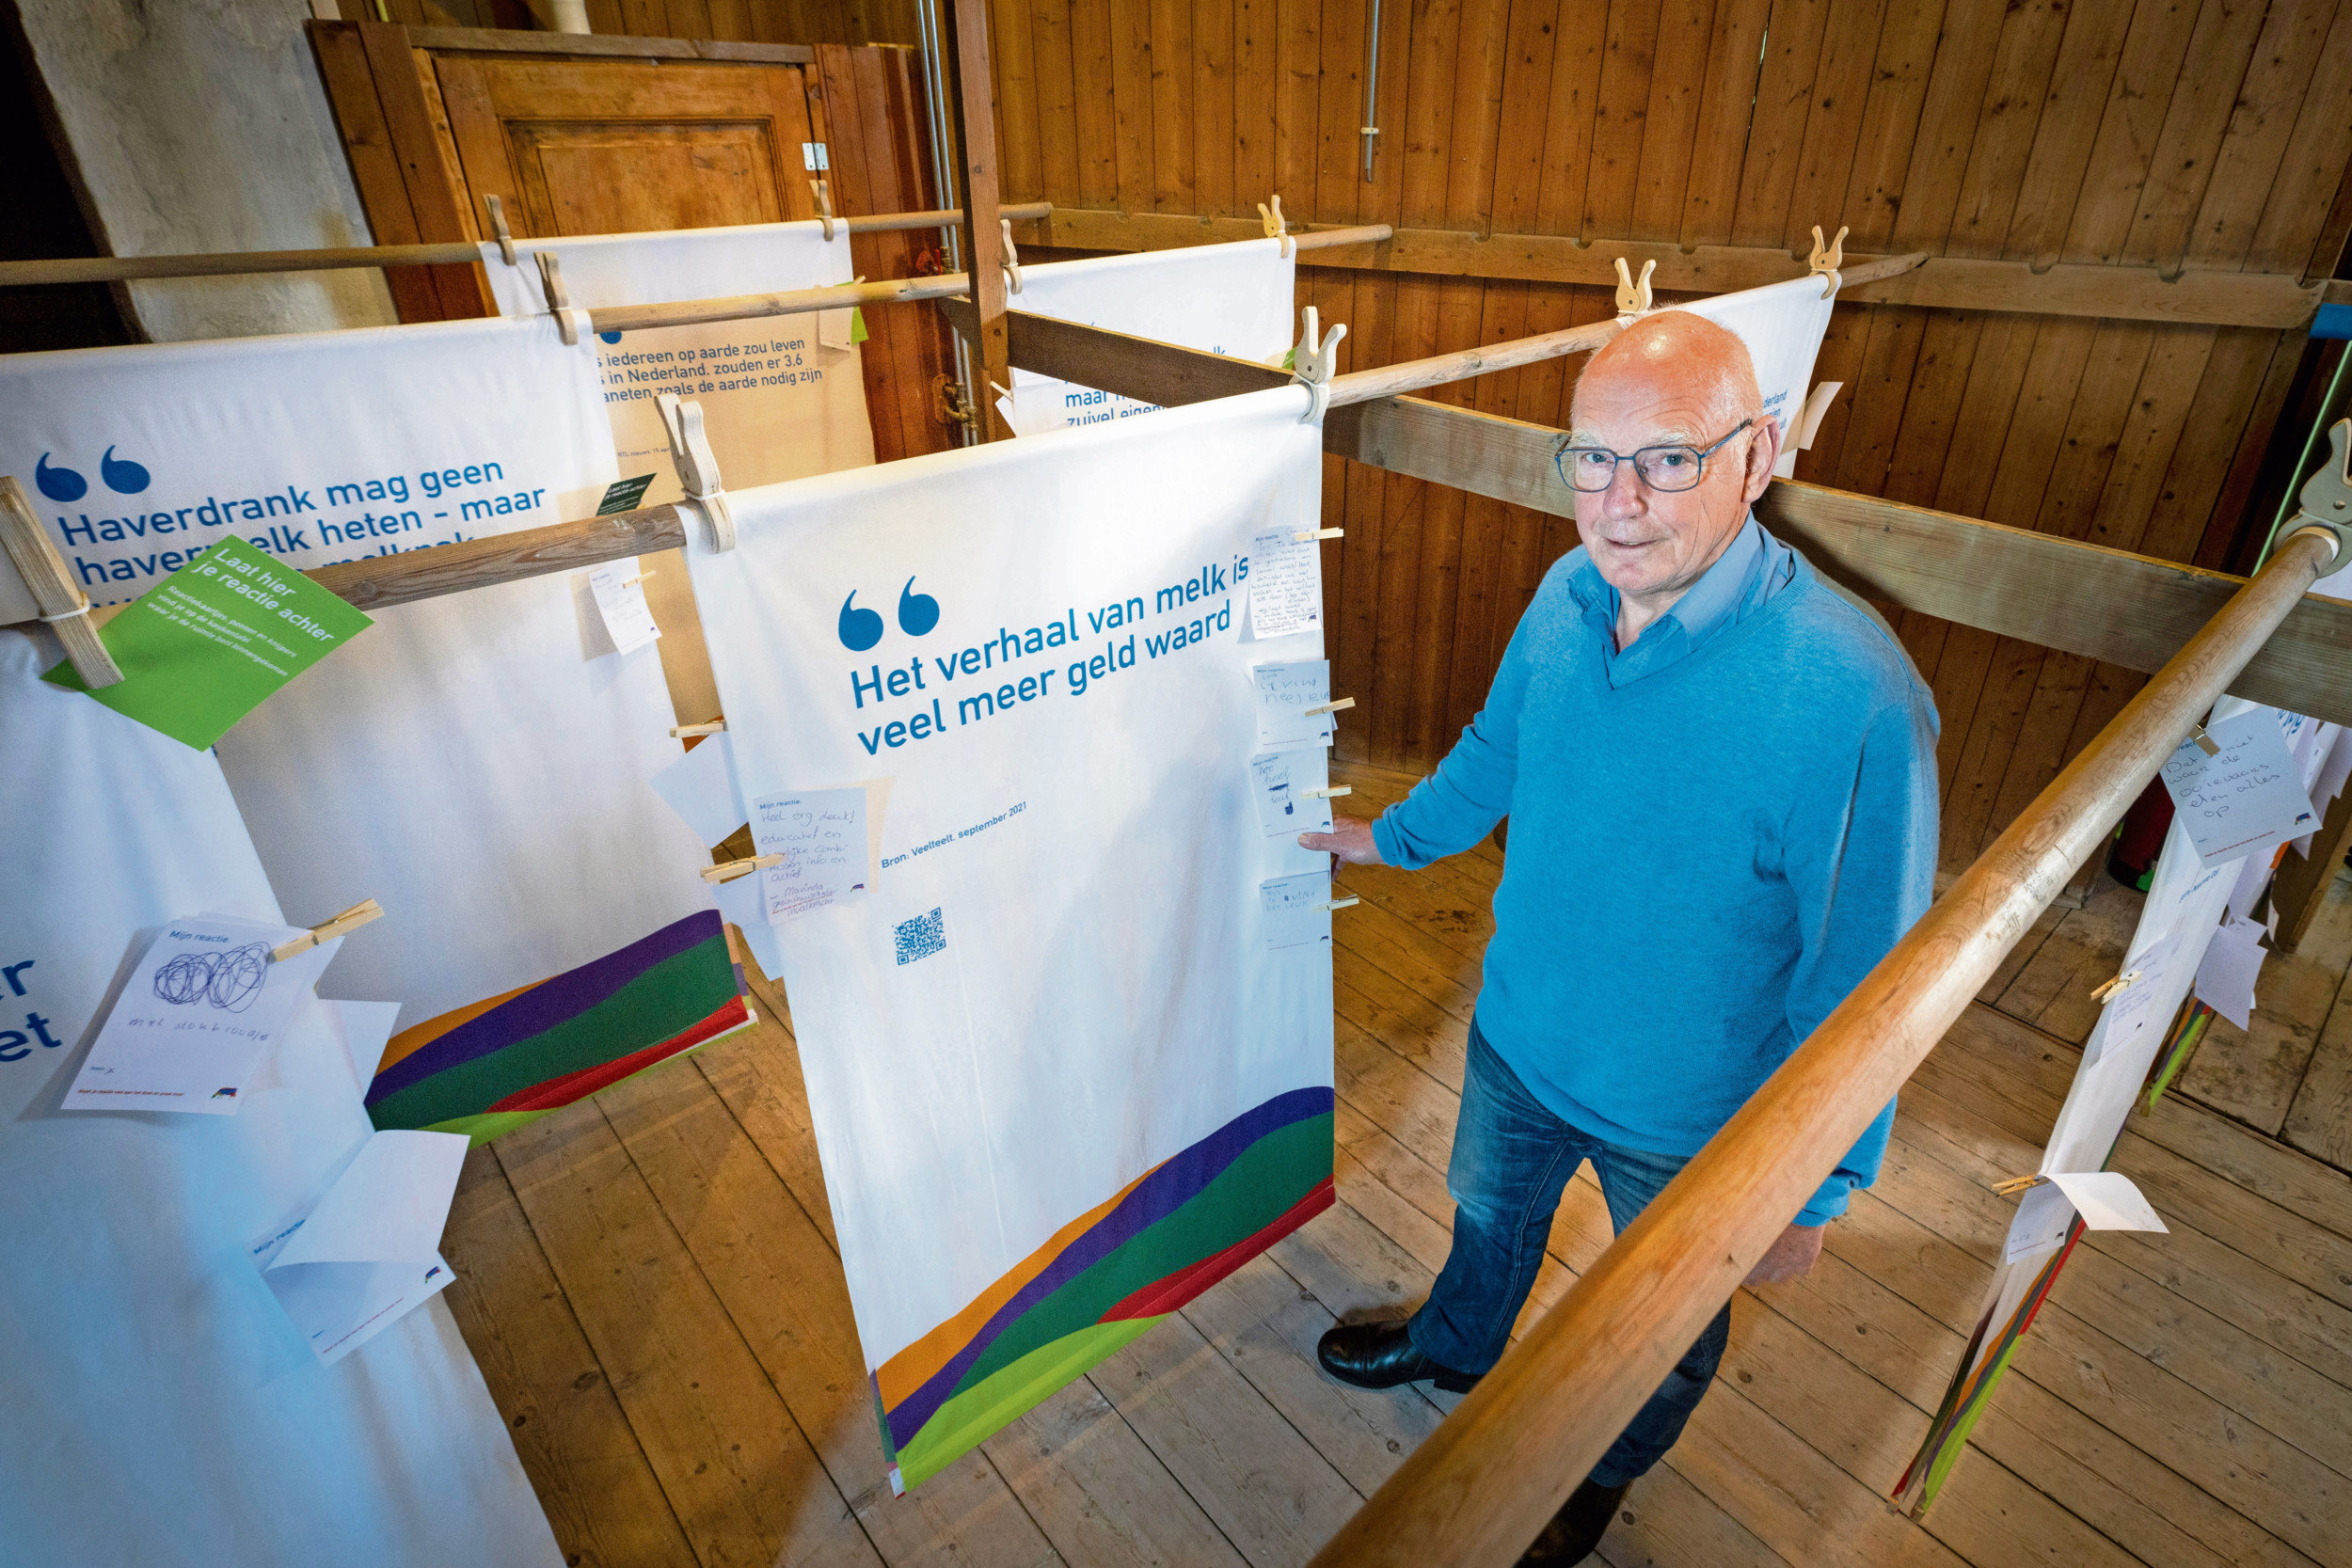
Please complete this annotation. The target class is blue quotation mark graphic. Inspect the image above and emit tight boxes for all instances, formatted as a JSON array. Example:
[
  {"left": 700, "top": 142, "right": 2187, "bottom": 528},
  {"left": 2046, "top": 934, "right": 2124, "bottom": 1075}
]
[
  {"left": 837, "top": 577, "right": 940, "bottom": 651},
  {"left": 36, "top": 447, "right": 151, "bottom": 502}
]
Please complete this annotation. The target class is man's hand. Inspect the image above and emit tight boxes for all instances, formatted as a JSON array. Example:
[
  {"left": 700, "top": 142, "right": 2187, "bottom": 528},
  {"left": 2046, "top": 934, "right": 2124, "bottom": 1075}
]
[
  {"left": 1743, "top": 1221, "right": 1823, "bottom": 1286},
  {"left": 1300, "top": 815, "right": 1385, "bottom": 865}
]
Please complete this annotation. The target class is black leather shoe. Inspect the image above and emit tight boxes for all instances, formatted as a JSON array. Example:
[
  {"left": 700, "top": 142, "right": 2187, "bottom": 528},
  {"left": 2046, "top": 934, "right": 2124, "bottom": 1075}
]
[
  {"left": 1518, "top": 1479, "right": 1629, "bottom": 1565},
  {"left": 1315, "top": 1319, "right": 1482, "bottom": 1394}
]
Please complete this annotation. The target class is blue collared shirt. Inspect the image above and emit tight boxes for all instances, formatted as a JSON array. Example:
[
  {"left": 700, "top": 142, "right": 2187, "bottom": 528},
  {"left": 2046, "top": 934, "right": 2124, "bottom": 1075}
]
[{"left": 1588, "top": 514, "right": 1797, "bottom": 688}]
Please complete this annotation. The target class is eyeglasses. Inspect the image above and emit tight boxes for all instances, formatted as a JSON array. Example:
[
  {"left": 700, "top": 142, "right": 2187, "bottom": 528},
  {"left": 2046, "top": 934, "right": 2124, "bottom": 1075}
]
[{"left": 1553, "top": 419, "right": 1755, "bottom": 494}]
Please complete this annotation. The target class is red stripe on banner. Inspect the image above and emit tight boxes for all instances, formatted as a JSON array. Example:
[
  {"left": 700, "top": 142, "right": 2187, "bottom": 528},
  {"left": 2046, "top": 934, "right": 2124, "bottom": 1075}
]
[
  {"left": 485, "top": 998, "right": 752, "bottom": 1114},
  {"left": 1101, "top": 1177, "right": 1336, "bottom": 1323}
]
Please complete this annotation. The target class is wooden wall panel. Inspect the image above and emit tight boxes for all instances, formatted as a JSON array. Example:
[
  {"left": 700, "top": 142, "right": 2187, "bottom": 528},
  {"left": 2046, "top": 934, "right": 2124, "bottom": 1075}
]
[{"left": 979, "top": 0, "right": 2352, "bottom": 873}]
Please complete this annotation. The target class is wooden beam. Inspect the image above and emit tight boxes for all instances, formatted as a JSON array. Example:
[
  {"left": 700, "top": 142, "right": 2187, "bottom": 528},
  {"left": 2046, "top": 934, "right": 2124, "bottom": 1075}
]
[
  {"left": 944, "top": 0, "right": 1011, "bottom": 441},
  {"left": 399, "top": 25, "right": 818, "bottom": 64},
  {"left": 1018, "top": 209, "right": 2345, "bottom": 331},
  {"left": 304, "top": 505, "right": 688, "bottom": 612}
]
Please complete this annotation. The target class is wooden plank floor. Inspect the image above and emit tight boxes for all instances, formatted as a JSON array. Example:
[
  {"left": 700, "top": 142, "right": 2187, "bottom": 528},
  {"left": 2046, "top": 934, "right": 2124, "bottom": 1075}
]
[{"left": 441, "top": 759, "right": 2352, "bottom": 1568}]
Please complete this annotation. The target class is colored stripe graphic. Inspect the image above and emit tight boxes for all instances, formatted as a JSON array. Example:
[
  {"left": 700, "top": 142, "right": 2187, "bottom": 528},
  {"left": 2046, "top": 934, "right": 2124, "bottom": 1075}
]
[
  {"left": 366, "top": 911, "right": 745, "bottom": 1143},
  {"left": 880, "top": 1086, "right": 1335, "bottom": 1490}
]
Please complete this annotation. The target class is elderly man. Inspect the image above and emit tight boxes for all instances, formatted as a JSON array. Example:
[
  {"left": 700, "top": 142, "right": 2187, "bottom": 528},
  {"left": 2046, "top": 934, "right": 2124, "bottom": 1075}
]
[{"left": 1304, "top": 311, "right": 1937, "bottom": 1565}]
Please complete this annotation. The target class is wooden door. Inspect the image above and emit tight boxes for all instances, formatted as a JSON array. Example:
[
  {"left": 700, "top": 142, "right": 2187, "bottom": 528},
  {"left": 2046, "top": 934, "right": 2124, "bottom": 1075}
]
[{"left": 308, "top": 20, "right": 959, "bottom": 465}]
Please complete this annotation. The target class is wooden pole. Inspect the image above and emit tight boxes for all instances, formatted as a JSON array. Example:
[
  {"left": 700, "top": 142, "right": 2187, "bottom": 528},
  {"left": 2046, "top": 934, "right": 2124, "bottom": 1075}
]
[
  {"left": 943, "top": 0, "right": 1013, "bottom": 440},
  {"left": 1302, "top": 526, "right": 2340, "bottom": 1568},
  {"left": 0, "top": 205, "right": 1051, "bottom": 288}
]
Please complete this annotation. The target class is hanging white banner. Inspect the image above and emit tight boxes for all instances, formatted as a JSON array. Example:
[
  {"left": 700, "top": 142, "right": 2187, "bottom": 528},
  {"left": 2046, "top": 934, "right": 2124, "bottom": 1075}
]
[
  {"left": 0, "top": 315, "right": 615, "bottom": 607},
  {"left": 1003, "top": 239, "right": 1297, "bottom": 435},
  {"left": 0, "top": 629, "right": 558, "bottom": 1568},
  {"left": 1671, "top": 276, "right": 1837, "bottom": 475},
  {"left": 481, "top": 218, "right": 874, "bottom": 499},
  {"left": 684, "top": 387, "right": 1337, "bottom": 1491}
]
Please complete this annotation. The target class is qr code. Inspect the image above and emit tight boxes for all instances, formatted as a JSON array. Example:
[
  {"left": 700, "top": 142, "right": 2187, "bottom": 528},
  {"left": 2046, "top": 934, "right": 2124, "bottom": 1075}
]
[{"left": 895, "top": 908, "right": 946, "bottom": 966}]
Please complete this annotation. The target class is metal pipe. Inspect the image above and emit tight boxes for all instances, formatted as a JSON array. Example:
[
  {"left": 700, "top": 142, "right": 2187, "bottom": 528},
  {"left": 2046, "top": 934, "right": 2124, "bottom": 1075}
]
[{"left": 1360, "top": 0, "right": 1382, "bottom": 182}]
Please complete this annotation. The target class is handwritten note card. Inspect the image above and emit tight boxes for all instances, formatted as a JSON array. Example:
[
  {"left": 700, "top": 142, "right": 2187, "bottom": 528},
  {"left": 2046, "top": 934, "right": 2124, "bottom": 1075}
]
[
  {"left": 1248, "top": 530, "right": 1323, "bottom": 639},
  {"left": 2084, "top": 929, "right": 2180, "bottom": 1068},
  {"left": 1249, "top": 751, "right": 1335, "bottom": 838},
  {"left": 752, "top": 788, "right": 868, "bottom": 924},
  {"left": 2159, "top": 708, "right": 2317, "bottom": 867},
  {"left": 64, "top": 914, "right": 337, "bottom": 1114},
  {"left": 1254, "top": 660, "right": 1335, "bottom": 751},
  {"left": 1260, "top": 872, "right": 1333, "bottom": 952},
  {"left": 588, "top": 559, "right": 663, "bottom": 656},
  {"left": 2193, "top": 913, "right": 2267, "bottom": 1029}
]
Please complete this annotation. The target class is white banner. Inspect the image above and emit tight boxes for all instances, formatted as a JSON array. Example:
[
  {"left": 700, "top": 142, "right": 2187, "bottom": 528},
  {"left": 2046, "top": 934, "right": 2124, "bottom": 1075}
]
[
  {"left": 482, "top": 219, "right": 873, "bottom": 499},
  {"left": 0, "top": 315, "right": 615, "bottom": 608},
  {"left": 1003, "top": 239, "right": 1297, "bottom": 435},
  {"left": 0, "top": 629, "right": 557, "bottom": 1568},
  {"left": 1671, "top": 277, "right": 1836, "bottom": 473},
  {"left": 684, "top": 388, "right": 1337, "bottom": 1490}
]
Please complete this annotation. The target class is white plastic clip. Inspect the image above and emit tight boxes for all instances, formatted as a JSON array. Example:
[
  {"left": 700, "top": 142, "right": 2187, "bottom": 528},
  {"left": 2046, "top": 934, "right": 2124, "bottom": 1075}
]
[
  {"left": 484, "top": 193, "right": 517, "bottom": 266},
  {"left": 1000, "top": 218, "right": 1024, "bottom": 294},
  {"left": 1808, "top": 224, "right": 1848, "bottom": 299},
  {"left": 1289, "top": 305, "right": 1347, "bottom": 425},
  {"left": 1259, "top": 195, "right": 1294, "bottom": 260},
  {"left": 808, "top": 178, "right": 836, "bottom": 243},
  {"left": 536, "top": 252, "right": 581, "bottom": 344},
  {"left": 2283, "top": 420, "right": 2352, "bottom": 579},
  {"left": 1613, "top": 257, "right": 1656, "bottom": 319},
  {"left": 658, "top": 392, "right": 736, "bottom": 552}
]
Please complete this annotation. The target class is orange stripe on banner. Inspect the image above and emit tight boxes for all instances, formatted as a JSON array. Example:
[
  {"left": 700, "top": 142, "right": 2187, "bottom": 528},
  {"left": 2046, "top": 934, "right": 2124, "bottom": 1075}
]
[
  {"left": 874, "top": 1155, "right": 1170, "bottom": 1410},
  {"left": 373, "top": 978, "right": 547, "bottom": 1075}
]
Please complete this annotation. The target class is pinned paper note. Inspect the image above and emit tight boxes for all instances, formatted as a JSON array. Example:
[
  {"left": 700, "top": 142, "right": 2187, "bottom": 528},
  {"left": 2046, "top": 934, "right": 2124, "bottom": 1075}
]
[
  {"left": 2194, "top": 913, "right": 2266, "bottom": 1029},
  {"left": 651, "top": 732, "right": 749, "bottom": 846},
  {"left": 1260, "top": 872, "right": 1334, "bottom": 952},
  {"left": 596, "top": 473, "right": 658, "bottom": 515},
  {"left": 328, "top": 998, "right": 405, "bottom": 1097},
  {"left": 752, "top": 787, "right": 868, "bottom": 923},
  {"left": 2159, "top": 708, "right": 2319, "bottom": 867},
  {"left": 588, "top": 560, "right": 663, "bottom": 656},
  {"left": 247, "top": 1129, "right": 466, "bottom": 1366},
  {"left": 2005, "top": 1181, "right": 2076, "bottom": 1262},
  {"left": 1248, "top": 530, "right": 1323, "bottom": 639},
  {"left": 63, "top": 914, "right": 339, "bottom": 1114},
  {"left": 1250, "top": 750, "right": 1335, "bottom": 838},
  {"left": 1254, "top": 659, "right": 1335, "bottom": 750},
  {"left": 2044, "top": 1171, "right": 2168, "bottom": 1235},
  {"left": 44, "top": 534, "right": 372, "bottom": 750},
  {"left": 2085, "top": 929, "right": 2181, "bottom": 1068}
]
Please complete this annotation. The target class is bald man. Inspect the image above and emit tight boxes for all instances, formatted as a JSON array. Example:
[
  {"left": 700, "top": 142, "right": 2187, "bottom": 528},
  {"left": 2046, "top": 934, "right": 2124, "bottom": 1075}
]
[{"left": 1307, "top": 313, "right": 1938, "bottom": 1565}]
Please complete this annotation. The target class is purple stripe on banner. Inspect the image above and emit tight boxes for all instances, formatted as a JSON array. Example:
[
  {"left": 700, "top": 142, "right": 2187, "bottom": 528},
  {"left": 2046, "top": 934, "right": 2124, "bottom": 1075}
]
[
  {"left": 886, "top": 1085, "right": 1331, "bottom": 1448},
  {"left": 366, "top": 911, "right": 723, "bottom": 1104}
]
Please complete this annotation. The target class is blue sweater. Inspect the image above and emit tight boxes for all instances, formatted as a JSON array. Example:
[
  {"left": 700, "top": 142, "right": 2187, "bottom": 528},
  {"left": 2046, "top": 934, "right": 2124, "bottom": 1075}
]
[{"left": 1372, "top": 525, "right": 1939, "bottom": 1225}]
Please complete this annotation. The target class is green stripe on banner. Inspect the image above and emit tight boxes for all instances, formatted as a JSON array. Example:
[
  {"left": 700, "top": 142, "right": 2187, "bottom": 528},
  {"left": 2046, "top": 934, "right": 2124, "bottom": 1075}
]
[
  {"left": 947, "top": 1112, "right": 1332, "bottom": 1399},
  {"left": 1920, "top": 1335, "right": 2023, "bottom": 1509},
  {"left": 893, "top": 1317, "right": 1166, "bottom": 1490},
  {"left": 367, "top": 936, "right": 734, "bottom": 1132}
]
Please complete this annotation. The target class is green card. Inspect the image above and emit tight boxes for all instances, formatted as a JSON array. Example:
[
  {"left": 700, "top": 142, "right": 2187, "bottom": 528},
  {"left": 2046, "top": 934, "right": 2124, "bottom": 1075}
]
[{"left": 45, "top": 533, "right": 373, "bottom": 750}]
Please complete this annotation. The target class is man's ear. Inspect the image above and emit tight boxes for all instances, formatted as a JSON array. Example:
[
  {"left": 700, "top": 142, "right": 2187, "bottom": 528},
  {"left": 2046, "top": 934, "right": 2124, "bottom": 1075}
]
[{"left": 1743, "top": 415, "right": 1785, "bottom": 503}]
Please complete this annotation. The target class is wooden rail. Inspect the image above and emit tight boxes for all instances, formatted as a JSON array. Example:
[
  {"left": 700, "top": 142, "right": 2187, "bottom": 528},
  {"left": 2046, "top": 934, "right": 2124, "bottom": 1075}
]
[
  {"left": 1304, "top": 522, "right": 2340, "bottom": 1566},
  {"left": 0, "top": 204, "right": 1054, "bottom": 288}
]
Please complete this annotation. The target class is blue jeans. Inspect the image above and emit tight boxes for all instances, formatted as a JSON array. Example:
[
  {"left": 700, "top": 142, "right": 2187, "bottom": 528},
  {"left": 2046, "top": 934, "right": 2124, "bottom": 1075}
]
[{"left": 1407, "top": 1020, "right": 1731, "bottom": 1489}]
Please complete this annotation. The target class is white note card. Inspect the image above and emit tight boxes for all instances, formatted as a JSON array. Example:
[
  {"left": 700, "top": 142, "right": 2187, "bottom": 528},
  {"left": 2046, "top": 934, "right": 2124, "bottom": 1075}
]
[
  {"left": 1254, "top": 660, "right": 1335, "bottom": 750},
  {"left": 588, "top": 559, "right": 663, "bottom": 656},
  {"left": 248, "top": 1130, "right": 467, "bottom": 1366},
  {"left": 1249, "top": 750, "right": 1335, "bottom": 838},
  {"left": 2193, "top": 913, "right": 2266, "bottom": 1030},
  {"left": 64, "top": 915, "right": 337, "bottom": 1115},
  {"left": 2005, "top": 1181, "right": 2077, "bottom": 1262},
  {"left": 1260, "top": 872, "right": 1334, "bottom": 952},
  {"left": 2159, "top": 709, "right": 2319, "bottom": 867},
  {"left": 1248, "top": 530, "right": 1323, "bottom": 639},
  {"left": 650, "top": 733, "right": 749, "bottom": 847},
  {"left": 2084, "top": 929, "right": 2180, "bottom": 1068},
  {"left": 327, "top": 998, "right": 405, "bottom": 1096},
  {"left": 752, "top": 787, "right": 869, "bottom": 924},
  {"left": 2044, "top": 1171, "right": 2168, "bottom": 1236}
]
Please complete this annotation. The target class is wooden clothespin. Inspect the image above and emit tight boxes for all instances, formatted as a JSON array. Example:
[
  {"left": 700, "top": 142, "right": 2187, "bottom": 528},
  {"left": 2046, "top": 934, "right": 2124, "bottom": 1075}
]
[
  {"left": 0, "top": 475, "right": 123, "bottom": 689},
  {"left": 1000, "top": 218, "right": 1024, "bottom": 294},
  {"left": 808, "top": 178, "right": 836, "bottom": 243},
  {"left": 272, "top": 898, "right": 383, "bottom": 962},
  {"left": 1290, "top": 305, "right": 1347, "bottom": 425},
  {"left": 1991, "top": 1173, "right": 2044, "bottom": 1197},
  {"left": 1259, "top": 195, "right": 1295, "bottom": 260},
  {"left": 1304, "top": 696, "right": 1356, "bottom": 717},
  {"left": 701, "top": 852, "right": 782, "bottom": 884},
  {"left": 1323, "top": 896, "right": 1360, "bottom": 911},
  {"left": 536, "top": 251, "right": 580, "bottom": 344},
  {"left": 2187, "top": 722, "right": 2220, "bottom": 757},
  {"left": 483, "top": 193, "right": 517, "bottom": 266},
  {"left": 1294, "top": 527, "right": 1345, "bottom": 543},
  {"left": 671, "top": 721, "right": 726, "bottom": 737},
  {"left": 1306, "top": 785, "right": 1352, "bottom": 800},
  {"left": 657, "top": 392, "right": 736, "bottom": 551},
  {"left": 1613, "top": 257, "right": 1656, "bottom": 319},
  {"left": 622, "top": 568, "right": 656, "bottom": 588},
  {"left": 1807, "top": 224, "right": 1848, "bottom": 300},
  {"left": 2089, "top": 968, "right": 2141, "bottom": 1005}
]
